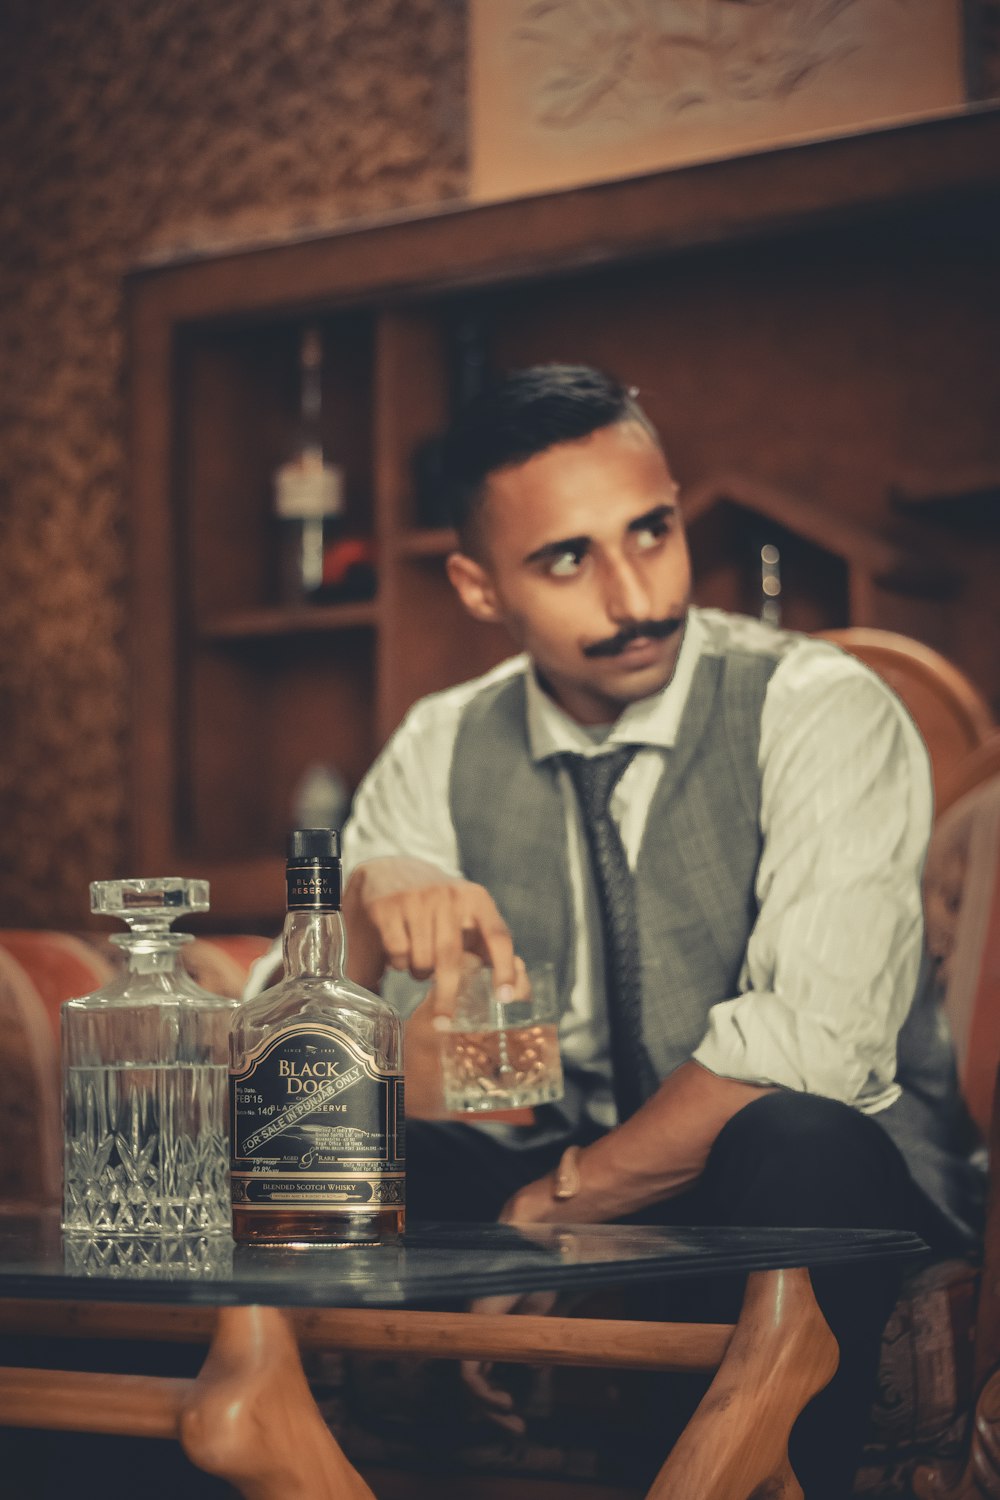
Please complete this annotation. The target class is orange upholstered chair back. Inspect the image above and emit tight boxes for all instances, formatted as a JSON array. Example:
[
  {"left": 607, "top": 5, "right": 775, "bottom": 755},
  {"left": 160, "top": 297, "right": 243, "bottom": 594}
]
[
  {"left": 924, "top": 739, "right": 1000, "bottom": 1139},
  {"left": 816, "top": 628, "right": 995, "bottom": 805}
]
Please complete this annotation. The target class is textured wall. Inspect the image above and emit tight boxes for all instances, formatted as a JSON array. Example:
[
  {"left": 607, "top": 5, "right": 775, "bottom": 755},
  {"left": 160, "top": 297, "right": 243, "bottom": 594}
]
[{"left": 0, "top": 0, "right": 466, "bottom": 925}]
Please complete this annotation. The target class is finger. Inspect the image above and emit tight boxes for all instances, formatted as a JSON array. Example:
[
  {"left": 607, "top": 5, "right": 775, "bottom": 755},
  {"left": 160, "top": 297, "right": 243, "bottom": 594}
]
[
  {"left": 469, "top": 1292, "right": 522, "bottom": 1318},
  {"left": 460, "top": 1360, "right": 510, "bottom": 1407},
  {"left": 464, "top": 894, "right": 517, "bottom": 995},
  {"left": 403, "top": 891, "right": 437, "bottom": 978},
  {"left": 520, "top": 1288, "right": 558, "bottom": 1316},
  {"left": 459, "top": 1362, "right": 526, "bottom": 1434},
  {"left": 471, "top": 1287, "right": 556, "bottom": 1318},
  {"left": 429, "top": 903, "right": 468, "bottom": 1020},
  {"left": 511, "top": 955, "right": 531, "bottom": 1002},
  {"left": 486, "top": 1411, "right": 528, "bottom": 1436},
  {"left": 369, "top": 900, "right": 413, "bottom": 972}
]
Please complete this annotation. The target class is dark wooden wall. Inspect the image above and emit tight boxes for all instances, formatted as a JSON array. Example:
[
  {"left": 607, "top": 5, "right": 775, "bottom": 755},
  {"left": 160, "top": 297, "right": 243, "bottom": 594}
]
[{"left": 0, "top": 1, "right": 997, "bottom": 927}]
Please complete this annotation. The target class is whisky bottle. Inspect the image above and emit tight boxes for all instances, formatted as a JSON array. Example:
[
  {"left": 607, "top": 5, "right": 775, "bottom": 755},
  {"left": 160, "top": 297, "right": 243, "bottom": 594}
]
[
  {"left": 274, "top": 326, "right": 345, "bottom": 603},
  {"left": 229, "top": 829, "right": 405, "bottom": 1244}
]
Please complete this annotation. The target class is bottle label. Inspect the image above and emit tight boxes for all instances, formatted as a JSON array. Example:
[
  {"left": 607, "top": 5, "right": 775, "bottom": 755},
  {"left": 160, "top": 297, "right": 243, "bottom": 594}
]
[
  {"left": 286, "top": 862, "right": 342, "bottom": 910},
  {"left": 274, "top": 452, "right": 344, "bottom": 519},
  {"left": 230, "top": 1022, "right": 405, "bottom": 1213}
]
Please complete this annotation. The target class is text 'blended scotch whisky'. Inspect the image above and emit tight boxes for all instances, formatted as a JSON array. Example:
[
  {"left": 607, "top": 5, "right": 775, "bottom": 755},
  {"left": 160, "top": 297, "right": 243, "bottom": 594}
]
[{"left": 229, "top": 829, "right": 405, "bottom": 1244}]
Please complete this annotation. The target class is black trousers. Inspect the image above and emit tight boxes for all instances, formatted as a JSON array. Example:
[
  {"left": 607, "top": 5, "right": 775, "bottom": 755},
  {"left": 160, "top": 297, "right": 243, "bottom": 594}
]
[{"left": 407, "top": 1091, "right": 951, "bottom": 1500}]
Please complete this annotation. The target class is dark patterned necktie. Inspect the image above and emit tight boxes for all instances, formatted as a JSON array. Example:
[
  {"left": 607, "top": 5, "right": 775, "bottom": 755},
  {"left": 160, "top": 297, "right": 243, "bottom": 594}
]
[{"left": 562, "top": 747, "right": 657, "bottom": 1122}]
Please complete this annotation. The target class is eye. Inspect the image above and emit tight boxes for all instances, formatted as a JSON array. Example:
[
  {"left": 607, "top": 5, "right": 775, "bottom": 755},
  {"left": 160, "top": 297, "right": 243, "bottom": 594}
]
[
  {"left": 547, "top": 548, "right": 585, "bottom": 578},
  {"left": 633, "top": 518, "right": 669, "bottom": 552}
]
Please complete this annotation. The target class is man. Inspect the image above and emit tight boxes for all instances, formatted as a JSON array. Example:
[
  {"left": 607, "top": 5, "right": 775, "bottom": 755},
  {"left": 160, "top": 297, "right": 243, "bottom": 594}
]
[{"left": 260, "top": 365, "right": 979, "bottom": 1495}]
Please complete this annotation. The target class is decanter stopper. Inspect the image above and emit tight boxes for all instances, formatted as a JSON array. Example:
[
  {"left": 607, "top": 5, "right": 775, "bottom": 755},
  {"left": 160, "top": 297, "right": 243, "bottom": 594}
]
[{"left": 90, "top": 876, "right": 210, "bottom": 937}]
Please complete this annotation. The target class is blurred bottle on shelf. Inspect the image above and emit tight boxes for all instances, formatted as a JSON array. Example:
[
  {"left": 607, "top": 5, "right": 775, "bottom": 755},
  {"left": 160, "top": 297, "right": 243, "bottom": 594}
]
[
  {"left": 274, "top": 326, "right": 346, "bottom": 604},
  {"left": 413, "top": 307, "right": 491, "bottom": 529}
]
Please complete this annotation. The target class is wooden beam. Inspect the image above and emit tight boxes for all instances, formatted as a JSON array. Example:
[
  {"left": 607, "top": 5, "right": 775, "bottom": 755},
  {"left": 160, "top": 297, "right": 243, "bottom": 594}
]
[{"left": 0, "top": 1299, "right": 734, "bottom": 1372}]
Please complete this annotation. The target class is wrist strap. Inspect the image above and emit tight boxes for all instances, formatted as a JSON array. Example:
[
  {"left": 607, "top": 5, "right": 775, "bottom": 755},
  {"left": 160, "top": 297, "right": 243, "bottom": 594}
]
[{"left": 553, "top": 1144, "right": 582, "bottom": 1201}]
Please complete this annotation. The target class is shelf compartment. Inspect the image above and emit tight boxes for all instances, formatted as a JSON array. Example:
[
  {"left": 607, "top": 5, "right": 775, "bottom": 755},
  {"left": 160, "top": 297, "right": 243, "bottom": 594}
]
[
  {"left": 376, "top": 557, "right": 511, "bottom": 739},
  {"left": 199, "top": 600, "right": 379, "bottom": 641},
  {"left": 179, "top": 633, "right": 377, "bottom": 871},
  {"left": 177, "top": 312, "right": 376, "bottom": 622}
]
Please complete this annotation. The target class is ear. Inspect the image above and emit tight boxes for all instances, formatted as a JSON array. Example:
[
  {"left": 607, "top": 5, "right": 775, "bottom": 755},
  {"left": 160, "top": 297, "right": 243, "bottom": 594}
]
[{"left": 445, "top": 550, "right": 503, "bottom": 625}]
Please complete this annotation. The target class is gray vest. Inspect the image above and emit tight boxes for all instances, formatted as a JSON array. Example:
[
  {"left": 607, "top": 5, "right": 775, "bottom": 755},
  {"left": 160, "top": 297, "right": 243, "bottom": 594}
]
[
  {"left": 446, "top": 616, "right": 984, "bottom": 1243},
  {"left": 450, "top": 616, "right": 786, "bottom": 1086}
]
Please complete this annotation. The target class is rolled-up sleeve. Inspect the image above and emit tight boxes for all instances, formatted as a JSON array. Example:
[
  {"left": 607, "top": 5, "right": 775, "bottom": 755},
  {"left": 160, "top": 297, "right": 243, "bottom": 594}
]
[
  {"left": 692, "top": 648, "right": 932, "bottom": 1110},
  {"left": 341, "top": 696, "right": 464, "bottom": 882}
]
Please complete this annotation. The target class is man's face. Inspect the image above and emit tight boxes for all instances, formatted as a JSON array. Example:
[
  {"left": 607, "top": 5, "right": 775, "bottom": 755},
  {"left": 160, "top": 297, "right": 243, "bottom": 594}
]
[{"left": 449, "top": 420, "right": 692, "bottom": 725}]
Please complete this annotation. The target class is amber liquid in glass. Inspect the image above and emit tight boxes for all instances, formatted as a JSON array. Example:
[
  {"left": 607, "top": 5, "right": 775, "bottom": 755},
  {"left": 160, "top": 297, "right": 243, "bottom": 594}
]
[{"left": 440, "top": 1021, "right": 563, "bottom": 1114}]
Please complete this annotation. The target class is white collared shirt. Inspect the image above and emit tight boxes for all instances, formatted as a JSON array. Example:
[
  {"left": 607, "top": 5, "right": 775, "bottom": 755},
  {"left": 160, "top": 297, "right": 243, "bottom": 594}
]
[{"left": 341, "top": 608, "right": 933, "bottom": 1128}]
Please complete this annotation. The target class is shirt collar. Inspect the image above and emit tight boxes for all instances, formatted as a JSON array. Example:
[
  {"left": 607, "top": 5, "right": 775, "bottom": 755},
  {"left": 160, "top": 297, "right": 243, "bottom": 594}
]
[{"left": 525, "top": 607, "right": 704, "bottom": 762}]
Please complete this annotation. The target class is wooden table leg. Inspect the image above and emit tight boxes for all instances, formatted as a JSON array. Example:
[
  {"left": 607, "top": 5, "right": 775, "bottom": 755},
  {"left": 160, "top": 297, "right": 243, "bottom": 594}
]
[
  {"left": 0, "top": 1308, "right": 375, "bottom": 1499},
  {"left": 179, "top": 1304, "right": 377, "bottom": 1500},
  {"left": 646, "top": 1267, "right": 839, "bottom": 1500}
]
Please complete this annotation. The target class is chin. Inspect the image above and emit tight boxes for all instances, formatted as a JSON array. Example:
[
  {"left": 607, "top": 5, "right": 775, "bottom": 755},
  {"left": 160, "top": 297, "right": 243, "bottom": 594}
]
[
  {"left": 608, "top": 652, "right": 678, "bottom": 699},
  {"left": 615, "top": 676, "right": 673, "bottom": 707}
]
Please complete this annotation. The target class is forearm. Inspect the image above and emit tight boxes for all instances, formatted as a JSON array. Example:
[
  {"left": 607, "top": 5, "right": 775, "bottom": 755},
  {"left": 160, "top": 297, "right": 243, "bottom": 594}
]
[{"left": 503, "top": 1062, "right": 774, "bottom": 1225}]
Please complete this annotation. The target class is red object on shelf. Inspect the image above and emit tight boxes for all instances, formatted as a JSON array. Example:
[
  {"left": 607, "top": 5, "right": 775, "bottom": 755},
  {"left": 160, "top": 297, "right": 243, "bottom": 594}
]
[{"left": 313, "top": 535, "right": 377, "bottom": 604}]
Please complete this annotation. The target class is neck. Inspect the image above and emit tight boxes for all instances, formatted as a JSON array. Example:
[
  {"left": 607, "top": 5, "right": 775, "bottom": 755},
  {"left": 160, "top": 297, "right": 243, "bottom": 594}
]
[{"left": 534, "top": 667, "right": 626, "bottom": 727}]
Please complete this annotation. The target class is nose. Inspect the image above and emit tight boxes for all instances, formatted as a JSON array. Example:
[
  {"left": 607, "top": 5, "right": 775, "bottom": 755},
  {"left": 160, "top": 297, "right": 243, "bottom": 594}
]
[{"left": 601, "top": 552, "right": 652, "bottom": 625}]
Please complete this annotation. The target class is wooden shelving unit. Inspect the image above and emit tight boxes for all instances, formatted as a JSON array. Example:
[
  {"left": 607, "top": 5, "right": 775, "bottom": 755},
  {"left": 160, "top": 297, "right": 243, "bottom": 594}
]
[{"left": 126, "top": 106, "right": 1000, "bottom": 924}]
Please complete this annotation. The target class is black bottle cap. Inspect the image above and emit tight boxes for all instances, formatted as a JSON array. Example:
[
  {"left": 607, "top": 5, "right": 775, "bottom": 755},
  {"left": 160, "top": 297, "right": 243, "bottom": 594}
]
[{"left": 287, "top": 828, "right": 340, "bottom": 861}]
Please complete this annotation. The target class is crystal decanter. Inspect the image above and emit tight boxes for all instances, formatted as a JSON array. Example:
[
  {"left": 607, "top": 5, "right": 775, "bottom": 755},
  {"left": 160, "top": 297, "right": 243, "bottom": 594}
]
[{"left": 62, "top": 878, "right": 236, "bottom": 1237}]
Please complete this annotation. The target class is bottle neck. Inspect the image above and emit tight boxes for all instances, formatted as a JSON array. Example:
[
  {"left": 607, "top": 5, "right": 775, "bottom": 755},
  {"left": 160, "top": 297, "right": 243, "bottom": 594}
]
[
  {"left": 300, "top": 328, "right": 323, "bottom": 430},
  {"left": 110, "top": 930, "right": 192, "bottom": 978},
  {"left": 281, "top": 907, "right": 347, "bottom": 979}
]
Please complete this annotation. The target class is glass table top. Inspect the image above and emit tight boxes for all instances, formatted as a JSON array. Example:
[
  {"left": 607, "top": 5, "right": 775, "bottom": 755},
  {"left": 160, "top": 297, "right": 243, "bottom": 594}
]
[{"left": 0, "top": 1210, "right": 927, "bottom": 1309}]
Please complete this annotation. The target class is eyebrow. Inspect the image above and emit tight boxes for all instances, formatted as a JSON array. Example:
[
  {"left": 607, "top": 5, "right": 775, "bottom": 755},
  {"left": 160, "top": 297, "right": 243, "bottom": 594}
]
[{"left": 522, "top": 503, "right": 677, "bottom": 568}]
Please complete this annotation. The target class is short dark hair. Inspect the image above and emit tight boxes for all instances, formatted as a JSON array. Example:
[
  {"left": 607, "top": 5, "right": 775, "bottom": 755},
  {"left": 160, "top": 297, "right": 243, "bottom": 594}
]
[{"left": 441, "top": 363, "right": 658, "bottom": 552}]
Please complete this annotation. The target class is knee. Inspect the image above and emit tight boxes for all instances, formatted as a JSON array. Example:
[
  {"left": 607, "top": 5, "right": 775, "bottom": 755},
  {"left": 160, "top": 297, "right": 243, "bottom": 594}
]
[
  {"left": 714, "top": 1090, "right": 873, "bottom": 1165},
  {"left": 703, "top": 1090, "right": 913, "bottom": 1228}
]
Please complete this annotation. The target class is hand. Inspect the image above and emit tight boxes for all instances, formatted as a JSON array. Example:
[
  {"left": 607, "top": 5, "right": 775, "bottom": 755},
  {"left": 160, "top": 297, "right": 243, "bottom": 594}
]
[
  {"left": 460, "top": 1287, "right": 559, "bottom": 1435},
  {"left": 459, "top": 1171, "right": 596, "bottom": 1430},
  {"left": 345, "top": 857, "right": 517, "bottom": 1016},
  {"left": 497, "top": 1169, "right": 590, "bottom": 1229}
]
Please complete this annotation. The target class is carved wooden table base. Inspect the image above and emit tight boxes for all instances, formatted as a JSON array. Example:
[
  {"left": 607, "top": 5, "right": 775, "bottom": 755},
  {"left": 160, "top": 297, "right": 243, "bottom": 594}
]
[{"left": 0, "top": 1266, "right": 836, "bottom": 1500}]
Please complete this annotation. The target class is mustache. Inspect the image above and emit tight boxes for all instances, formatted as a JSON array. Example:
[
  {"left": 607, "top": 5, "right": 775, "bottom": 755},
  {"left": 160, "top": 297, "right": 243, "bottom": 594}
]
[{"left": 582, "top": 614, "right": 685, "bottom": 660}]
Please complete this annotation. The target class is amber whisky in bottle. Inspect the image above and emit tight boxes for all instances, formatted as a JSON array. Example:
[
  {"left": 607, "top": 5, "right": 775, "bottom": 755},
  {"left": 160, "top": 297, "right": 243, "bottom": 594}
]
[{"left": 229, "top": 829, "right": 405, "bottom": 1244}]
